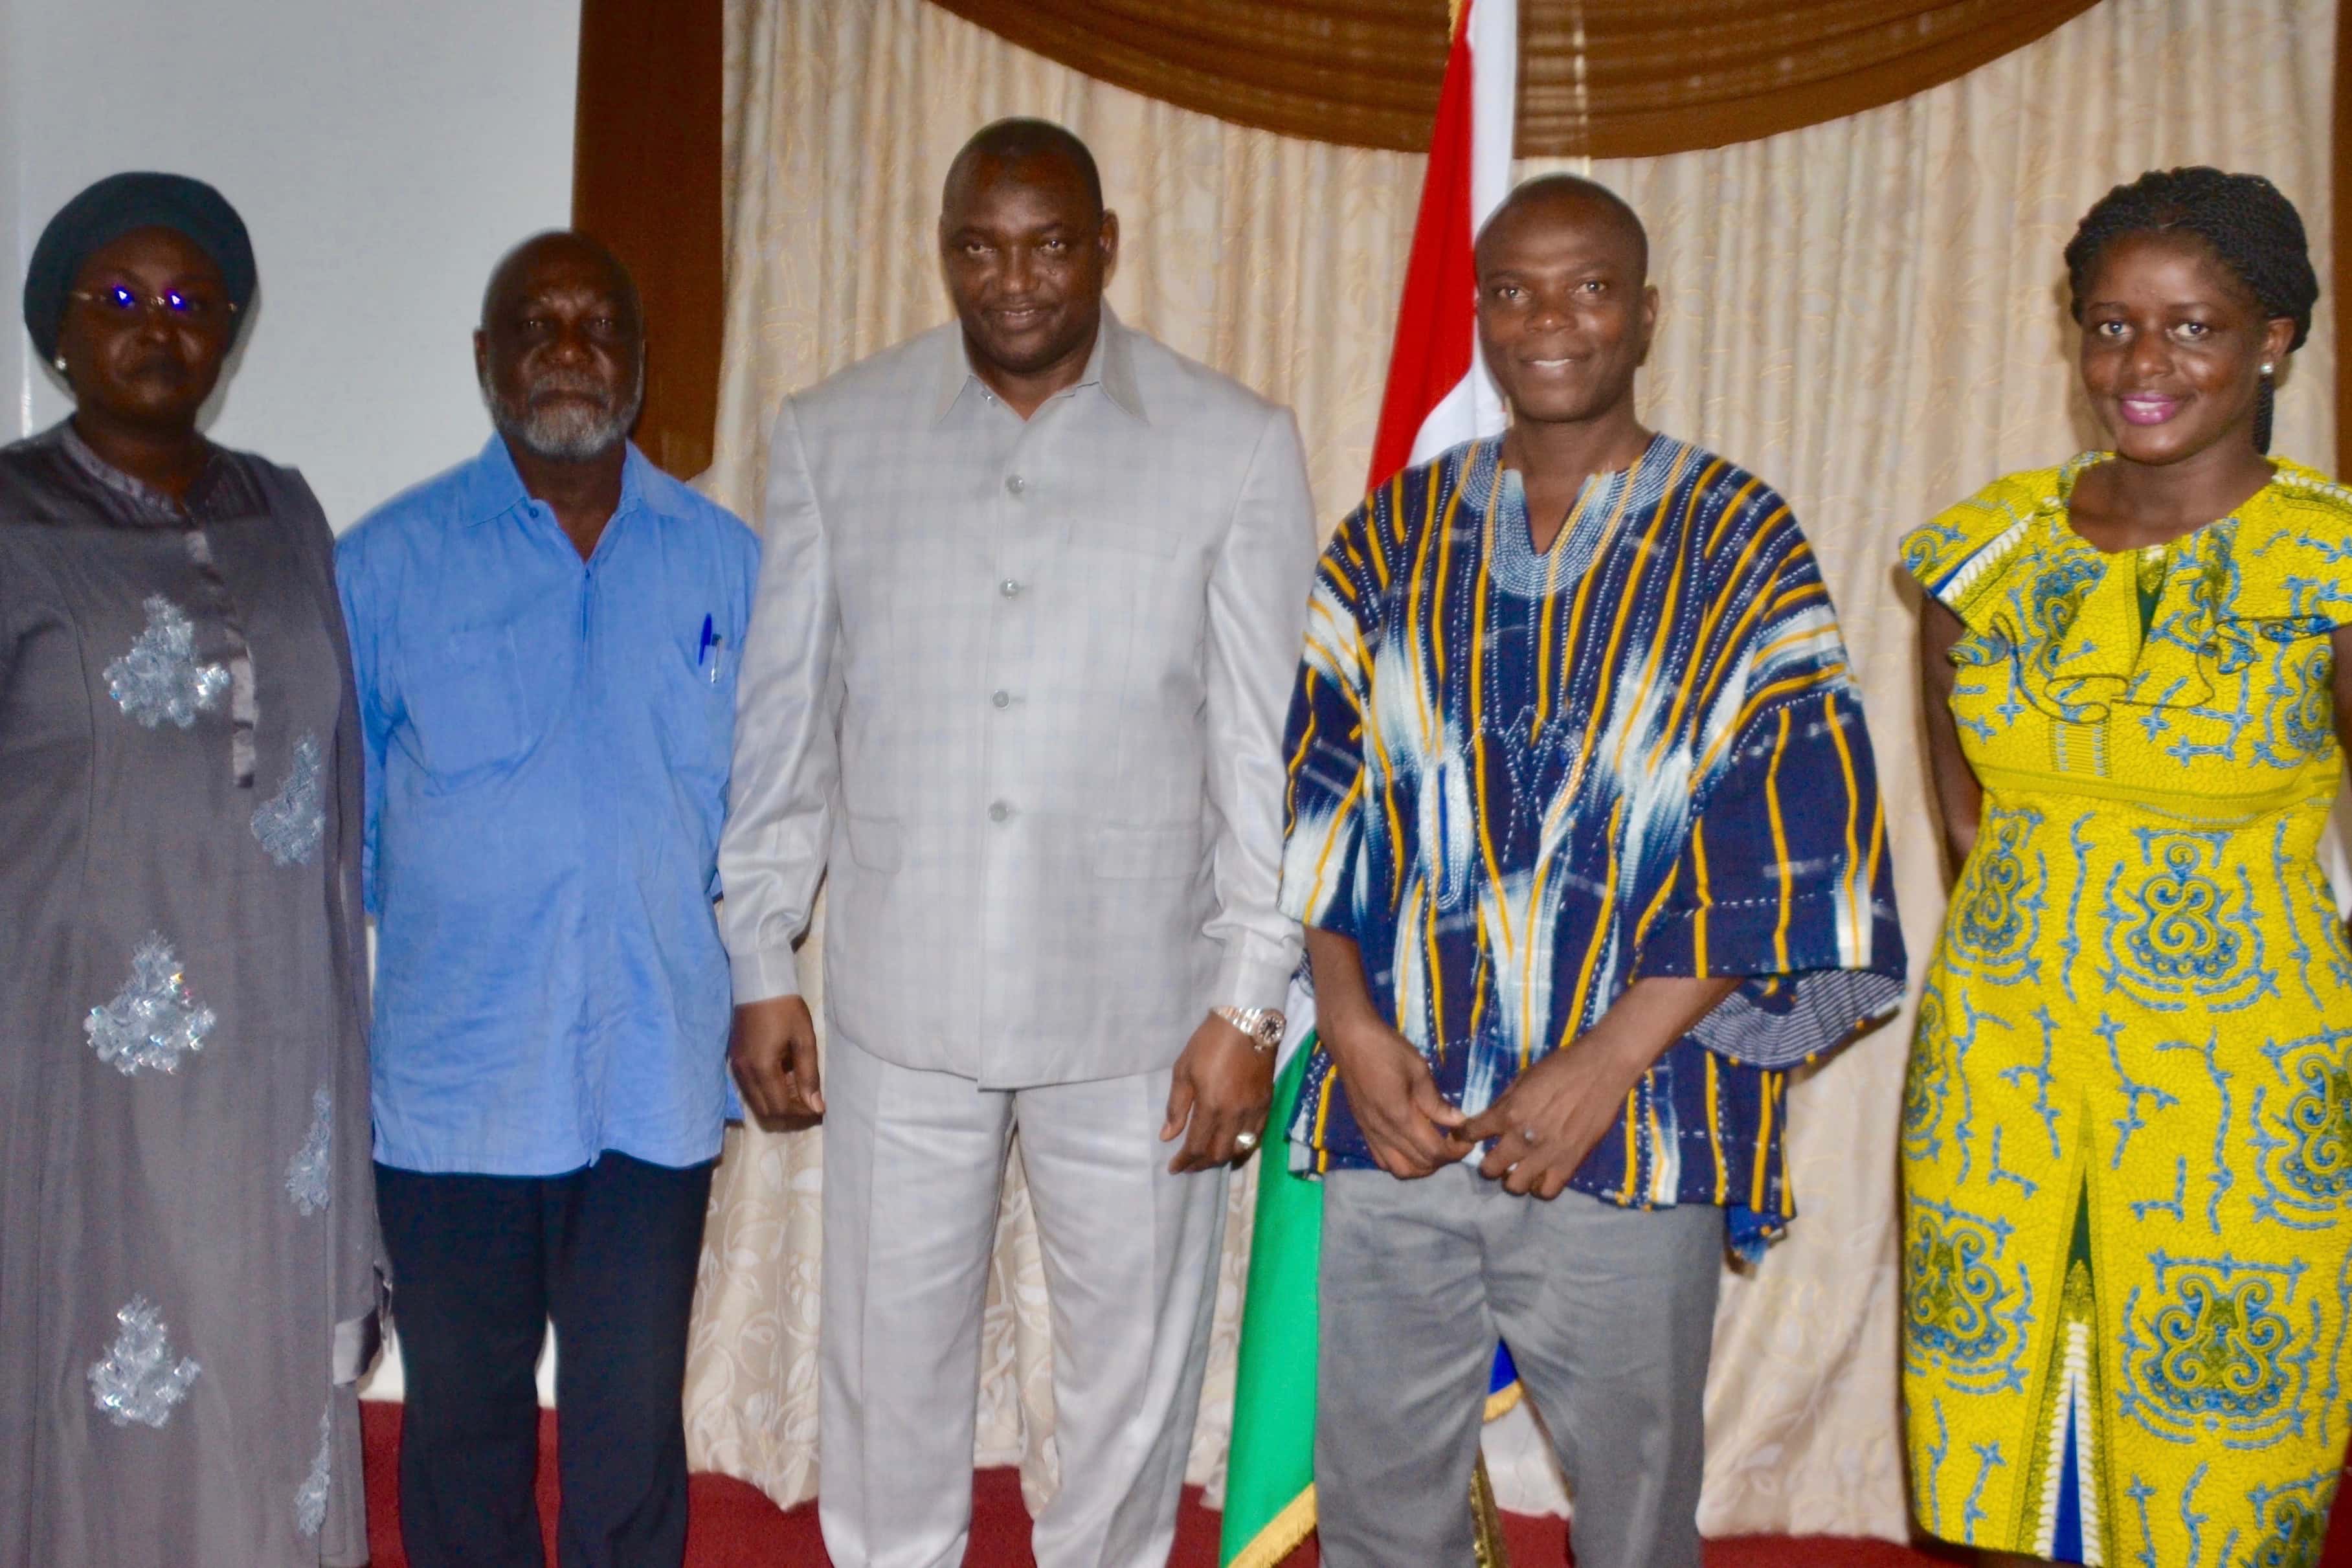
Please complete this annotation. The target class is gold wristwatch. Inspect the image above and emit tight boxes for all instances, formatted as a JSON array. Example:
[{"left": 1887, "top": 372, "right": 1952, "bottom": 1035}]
[{"left": 1214, "top": 1005, "right": 1284, "bottom": 1054}]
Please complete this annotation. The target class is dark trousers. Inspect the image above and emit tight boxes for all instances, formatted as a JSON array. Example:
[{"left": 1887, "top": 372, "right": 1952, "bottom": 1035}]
[{"left": 375, "top": 1152, "right": 715, "bottom": 1568}]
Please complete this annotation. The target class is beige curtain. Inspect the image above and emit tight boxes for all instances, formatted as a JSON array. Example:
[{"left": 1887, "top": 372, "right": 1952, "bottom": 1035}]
[{"left": 685, "top": 0, "right": 2337, "bottom": 1539}]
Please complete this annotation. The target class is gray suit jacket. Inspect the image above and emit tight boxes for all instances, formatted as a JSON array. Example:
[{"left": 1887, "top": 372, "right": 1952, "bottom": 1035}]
[{"left": 719, "top": 311, "right": 1316, "bottom": 1086}]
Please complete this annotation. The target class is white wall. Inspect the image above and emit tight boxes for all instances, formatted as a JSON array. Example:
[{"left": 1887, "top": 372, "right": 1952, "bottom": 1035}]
[
  {"left": 0, "top": 0, "right": 19, "bottom": 445},
  {"left": 5, "top": 0, "right": 582, "bottom": 1401},
  {"left": 5, "top": 0, "right": 581, "bottom": 528}
]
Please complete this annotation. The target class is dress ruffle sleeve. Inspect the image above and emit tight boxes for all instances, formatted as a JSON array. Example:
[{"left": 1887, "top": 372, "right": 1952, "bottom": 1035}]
[
  {"left": 1901, "top": 465, "right": 2066, "bottom": 633},
  {"left": 2206, "top": 460, "right": 2352, "bottom": 640},
  {"left": 1908, "top": 453, "right": 2352, "bottom": 789}
]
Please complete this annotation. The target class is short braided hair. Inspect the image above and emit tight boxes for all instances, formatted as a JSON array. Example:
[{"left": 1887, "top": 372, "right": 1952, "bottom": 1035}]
[{"left": 2064, "top": 167, "right": 2318, "bottom": 453}]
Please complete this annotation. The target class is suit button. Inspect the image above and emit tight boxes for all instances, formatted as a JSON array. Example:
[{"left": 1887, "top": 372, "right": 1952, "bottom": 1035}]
[
  {"left": 1006, "top": 474, "right": 1026, "bottom": 496},
  {"left": 991, "top": 690, "right": 1010, "bottom": 709},
  {"left": 999, "top": 579, "right": 1022, "bottom": 598},
  {"left": 988, "top": 801, "right": 1011, "bottom": 823}
]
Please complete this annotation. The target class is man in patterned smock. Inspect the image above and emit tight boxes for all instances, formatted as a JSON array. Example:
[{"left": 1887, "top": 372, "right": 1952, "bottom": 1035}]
[{"left": 1280, "top": 175, "right": 1907, "bottom": 1568}]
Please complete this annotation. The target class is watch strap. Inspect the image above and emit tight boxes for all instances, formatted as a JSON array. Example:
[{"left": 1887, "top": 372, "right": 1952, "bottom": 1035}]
[{"left": 1213, "top": 1005, "right": 1284, "bottom": 1053}]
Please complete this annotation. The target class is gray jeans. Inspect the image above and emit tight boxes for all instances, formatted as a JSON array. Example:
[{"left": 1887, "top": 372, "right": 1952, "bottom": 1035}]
[{"left": 1314, "top": 1165, "right": 1725, "bottom": 1568}]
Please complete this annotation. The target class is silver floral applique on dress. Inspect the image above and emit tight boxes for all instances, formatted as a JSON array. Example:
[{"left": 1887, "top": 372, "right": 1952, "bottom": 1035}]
[
  {"left": 294, "top": 1405, "right": 333, "bottom": 1536},
  {"left": 87, "top": 1296, "right": 201, "bottom": 1428},
  {"left": 106, "top": 596, "right": 228, "bottom": 728},
  {"left": 286, "top": 1089, "right": 332, "bottom": 1216},
  {"left": 252, "top": 733, "right": 326, "bottom": 867},
  {"left": 85, "top": 935, "right": 216, "bottom": 1075}
]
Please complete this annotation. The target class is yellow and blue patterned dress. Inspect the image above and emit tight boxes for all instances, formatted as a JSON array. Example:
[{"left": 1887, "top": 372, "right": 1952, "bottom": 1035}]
[{"left": 1900, "top": 454, "right": 2352, "bottom": 1567}]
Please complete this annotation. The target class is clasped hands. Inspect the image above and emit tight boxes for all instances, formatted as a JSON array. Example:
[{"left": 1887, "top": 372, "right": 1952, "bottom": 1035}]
[
  {"left": 728, "top": 998, "right": 1273, "bottom": 1174},
  {"left": 1319, "top": 1007, "right": 1679, "bottom": 1197}
]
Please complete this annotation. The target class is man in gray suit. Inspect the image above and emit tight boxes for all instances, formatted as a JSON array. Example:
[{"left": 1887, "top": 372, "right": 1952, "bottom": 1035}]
[{"left": 719, "top": 119, "right": 1316, "bottom": 1568}]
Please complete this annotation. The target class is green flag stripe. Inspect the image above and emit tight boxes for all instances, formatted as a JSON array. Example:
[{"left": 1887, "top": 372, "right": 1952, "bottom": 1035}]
[{"left": 1218, "top": 1038, "right": 1325, "bottom": 1567}]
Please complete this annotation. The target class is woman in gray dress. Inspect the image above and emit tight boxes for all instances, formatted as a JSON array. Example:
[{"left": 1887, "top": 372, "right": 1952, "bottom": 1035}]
[{"left": 0, "top": 173, "right": 379, "bottom": 1567}]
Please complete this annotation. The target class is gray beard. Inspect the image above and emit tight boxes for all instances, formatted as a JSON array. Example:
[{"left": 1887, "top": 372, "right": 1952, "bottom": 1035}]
[{"left": 484, "top": 374, "right": 643, "bottom": 463}]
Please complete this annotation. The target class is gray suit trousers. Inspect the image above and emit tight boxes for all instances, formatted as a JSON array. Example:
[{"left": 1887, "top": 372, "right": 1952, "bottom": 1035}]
[
  {"left": 1314, "top": 1165, "right": 1725, "bottom": 1568},
  {"left": 818, "top": 1033, "right": 1229, "bottom": 1568}
]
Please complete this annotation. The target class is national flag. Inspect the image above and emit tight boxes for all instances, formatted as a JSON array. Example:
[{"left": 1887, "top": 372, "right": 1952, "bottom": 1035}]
[
  {"left": 1218, "top": 3, "right": 1519, "bottom": 1563},
  {"left": 1217, "top": 1014, "right": 1324, "bottom": 1568},
  {"left": 1363, "top": 0, "right": 1516, "bottom": 489}
]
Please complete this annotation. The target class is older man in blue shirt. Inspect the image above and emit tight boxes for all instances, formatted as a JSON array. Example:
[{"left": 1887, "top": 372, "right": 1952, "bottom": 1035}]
[{"left": 337, "top": 232, "right": 758, "bottom": 1568}]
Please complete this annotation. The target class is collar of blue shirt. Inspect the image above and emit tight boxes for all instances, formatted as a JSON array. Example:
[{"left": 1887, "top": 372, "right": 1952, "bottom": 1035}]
[
  {"left": 454, "top": 432, "right": 658, "bottom": 531},
  {"left": 929, "top": 303, "right": 1150, "bottom": 427}
]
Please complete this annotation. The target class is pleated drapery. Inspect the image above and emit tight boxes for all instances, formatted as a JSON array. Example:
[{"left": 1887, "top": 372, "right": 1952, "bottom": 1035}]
[
  {"left": 928, "top": 0, "right": 2104, "bottom": 156},
  {"left": 685, "top": 0, "right": 2338, "bottom": 1538}
]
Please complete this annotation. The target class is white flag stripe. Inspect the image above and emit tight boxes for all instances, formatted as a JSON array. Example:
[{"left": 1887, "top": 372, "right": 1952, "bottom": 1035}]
[{"left": 1405, "top": 0, "right": 1518, "bottom": 467}]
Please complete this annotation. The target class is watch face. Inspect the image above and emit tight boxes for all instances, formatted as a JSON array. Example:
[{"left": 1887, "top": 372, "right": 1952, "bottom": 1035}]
[{"left": 1251, "top": 1015, "right": 1284, "bottom": 1048}]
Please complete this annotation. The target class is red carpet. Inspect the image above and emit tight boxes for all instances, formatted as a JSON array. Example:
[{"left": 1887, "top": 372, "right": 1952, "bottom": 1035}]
[{"left": 357, "top": 1401, "right": 2352, "bottom": 1566}]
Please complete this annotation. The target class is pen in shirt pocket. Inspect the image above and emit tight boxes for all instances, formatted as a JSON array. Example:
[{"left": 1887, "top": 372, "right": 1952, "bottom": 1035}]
[{"left": 695, "top": 614, "right": 726, "bottom": 685}]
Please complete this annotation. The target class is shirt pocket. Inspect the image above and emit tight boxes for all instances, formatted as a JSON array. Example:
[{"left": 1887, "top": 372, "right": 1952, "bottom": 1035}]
[
  {"left": 403, "top": 624, "right": 535, "bottom": 779},
  {"left": 1059, "top": 524, "right": 1187, "bottom": 704},
  {"left": 843, "top": 811, "right": 902, "bottom": 871},
  {"left": 1071, "top": 522, "right": 1206, "bottom": 810},
  {"left": 655, "top": 631, "right": 737, "bottom": 783}
]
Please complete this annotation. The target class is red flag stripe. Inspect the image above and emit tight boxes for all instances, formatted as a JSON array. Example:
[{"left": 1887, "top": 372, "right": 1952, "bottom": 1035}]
[{"left": 1365, "top": 0, "right": 1479, "bottom": 493}]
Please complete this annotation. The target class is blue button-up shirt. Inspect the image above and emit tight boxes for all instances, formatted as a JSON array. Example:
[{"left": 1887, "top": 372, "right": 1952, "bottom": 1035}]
[{"left": 337, "top": 437, "right": 760, "bottom": 1175}]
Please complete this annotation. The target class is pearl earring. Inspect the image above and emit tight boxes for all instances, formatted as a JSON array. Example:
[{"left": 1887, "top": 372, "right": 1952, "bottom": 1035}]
[
  {"left": 52, "top": 355, "right": 66, "bottom": 374},
  {"left": 2261, "top": 361, "right": 2275, "bottom": 377}
]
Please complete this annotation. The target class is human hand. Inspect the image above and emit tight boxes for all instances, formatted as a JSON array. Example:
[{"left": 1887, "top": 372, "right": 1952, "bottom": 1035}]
[
  {"left": 1458, "top": 1031, "right": 1653, "bottom": 1198},
  {"left": 729, "top": 995, "right": 823, "bottom": 1125},
  {"left": 1161, "top": 1013, "right": 1275, "bottom": 1172},
  {"left": 1320, "top": 1012, "right": 1469, "bottom": 1179}
]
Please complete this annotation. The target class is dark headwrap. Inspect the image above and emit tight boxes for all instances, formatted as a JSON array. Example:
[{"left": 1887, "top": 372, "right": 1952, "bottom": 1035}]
[{"left": 22, "top": 171, "right": 256, "bottom": 361}]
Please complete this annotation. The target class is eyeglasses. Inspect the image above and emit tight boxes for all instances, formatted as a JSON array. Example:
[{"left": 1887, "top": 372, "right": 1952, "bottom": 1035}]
[{"left": 68, "top": 284, "right": 238, "bottom": 326}]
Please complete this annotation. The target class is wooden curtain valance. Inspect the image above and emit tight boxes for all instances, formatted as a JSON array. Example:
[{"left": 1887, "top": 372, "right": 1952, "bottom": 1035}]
[{"left": 924, "top": 0, "right": 2103, "bottom": 157}]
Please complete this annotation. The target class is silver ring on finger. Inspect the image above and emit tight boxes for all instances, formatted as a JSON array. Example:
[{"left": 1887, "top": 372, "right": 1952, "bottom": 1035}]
[
  {"left": 1519, "top": 1126, "right": 1539, "bottom": 1145},
  {"left": 1234, "top": 1128, "right": 1261, "bottom": 1153}
]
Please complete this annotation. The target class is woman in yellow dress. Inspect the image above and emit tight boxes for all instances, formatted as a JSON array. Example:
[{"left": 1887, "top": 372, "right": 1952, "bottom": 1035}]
[{"left": 1901, "top": 166, "right": 2352, "bottom": 1567}]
